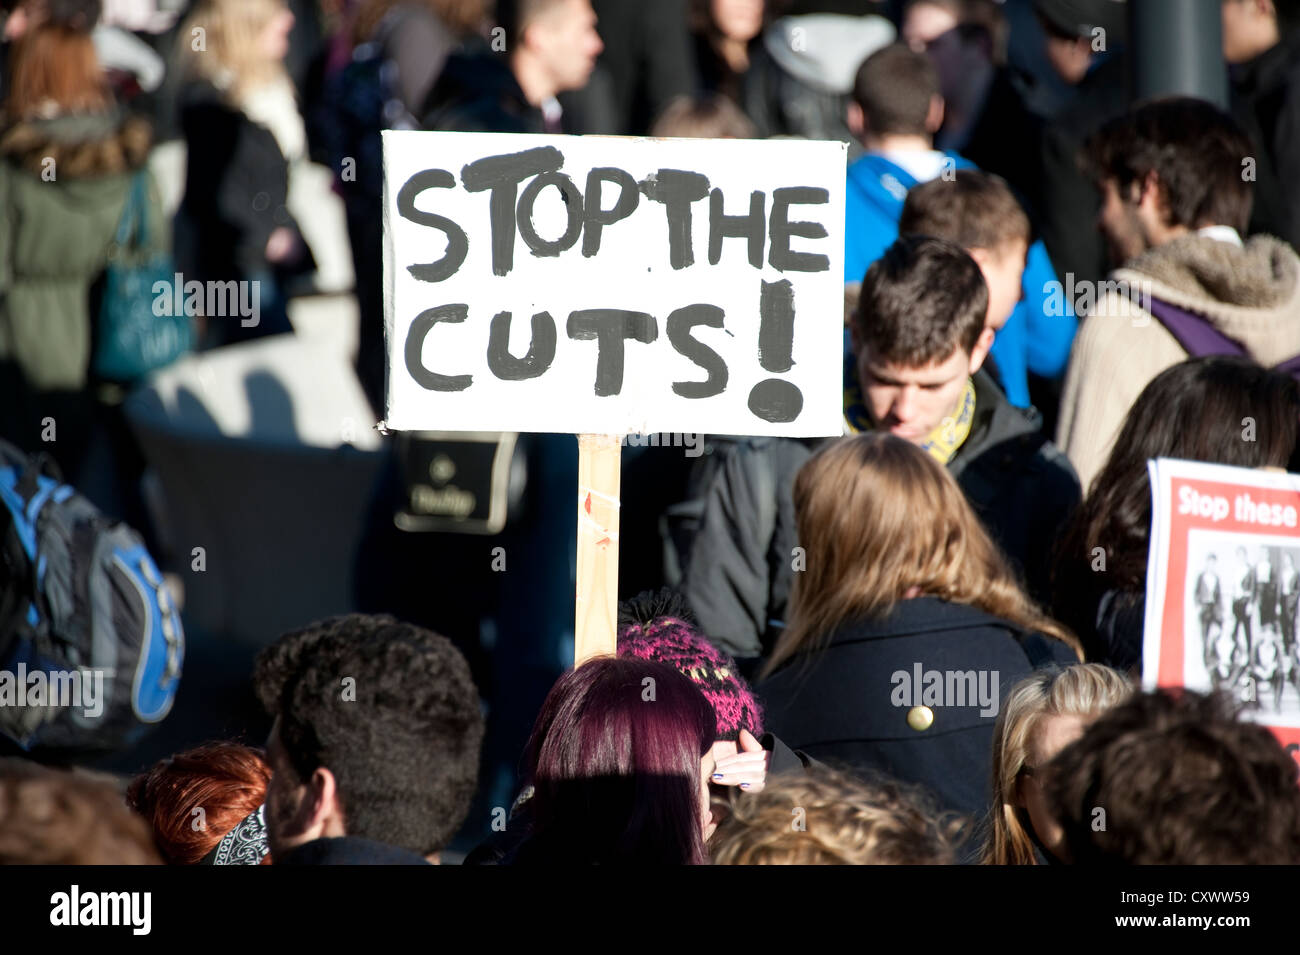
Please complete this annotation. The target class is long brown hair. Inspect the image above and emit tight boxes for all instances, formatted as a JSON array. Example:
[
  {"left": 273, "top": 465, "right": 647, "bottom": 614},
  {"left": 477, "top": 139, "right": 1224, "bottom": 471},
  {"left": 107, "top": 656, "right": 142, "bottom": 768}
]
[
  {"left": 4, "top": 23, "right": 109, "bottom": 120},
  {"left": 761, "top": 432, "right": 1081, "bottom": 678}
]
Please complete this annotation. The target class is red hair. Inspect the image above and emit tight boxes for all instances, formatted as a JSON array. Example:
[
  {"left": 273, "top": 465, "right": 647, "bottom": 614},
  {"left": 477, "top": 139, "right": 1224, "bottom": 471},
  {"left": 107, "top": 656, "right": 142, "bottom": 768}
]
[
  {"left": 127, "top": 742, "right": 272, "bottom": 865},
  {"left": 517, "top": 657, "right": 716, "bottom": 865},
  {"left": 4, "top": 23, "right": 109, "bottom": 120}
]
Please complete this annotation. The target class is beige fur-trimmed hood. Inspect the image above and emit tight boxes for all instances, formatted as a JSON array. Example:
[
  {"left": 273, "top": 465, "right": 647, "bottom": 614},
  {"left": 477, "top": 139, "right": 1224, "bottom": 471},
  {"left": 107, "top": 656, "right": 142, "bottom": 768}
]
[{"left": 1112, "top": 233, "right": 1300, "bottom": 365}]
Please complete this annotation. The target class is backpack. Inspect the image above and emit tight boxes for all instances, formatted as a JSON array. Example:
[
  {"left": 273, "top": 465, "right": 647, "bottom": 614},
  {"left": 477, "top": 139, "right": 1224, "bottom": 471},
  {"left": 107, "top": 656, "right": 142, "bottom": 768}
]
[{"left": 0, "top": 440, "right": 182, "bottom": 755}]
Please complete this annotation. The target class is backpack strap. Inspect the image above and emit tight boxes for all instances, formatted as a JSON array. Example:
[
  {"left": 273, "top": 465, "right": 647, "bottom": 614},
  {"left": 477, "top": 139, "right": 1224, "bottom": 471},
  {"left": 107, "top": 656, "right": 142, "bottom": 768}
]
[
  {"left": 1146, "top": 296, "right": 1300, "bottom": 375},
  {"left": 1144, "top": 296, "right": 1249, "bottom": 358},
  {"left": 111, "top": 171, "right": 151, "bottom": 253}
]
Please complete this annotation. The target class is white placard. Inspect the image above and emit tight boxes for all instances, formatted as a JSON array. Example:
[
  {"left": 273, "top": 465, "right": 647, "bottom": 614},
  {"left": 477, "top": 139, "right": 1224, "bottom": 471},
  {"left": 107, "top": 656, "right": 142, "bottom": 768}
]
[{"left": 382, "top": 131, "right": 846, "bottom": 436}]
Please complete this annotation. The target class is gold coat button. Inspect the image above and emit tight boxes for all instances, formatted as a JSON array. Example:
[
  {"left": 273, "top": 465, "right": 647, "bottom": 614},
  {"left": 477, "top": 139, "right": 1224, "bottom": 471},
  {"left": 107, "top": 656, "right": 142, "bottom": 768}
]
[{"left": 907, "top": 705, "right": 935, "bottom": 731}]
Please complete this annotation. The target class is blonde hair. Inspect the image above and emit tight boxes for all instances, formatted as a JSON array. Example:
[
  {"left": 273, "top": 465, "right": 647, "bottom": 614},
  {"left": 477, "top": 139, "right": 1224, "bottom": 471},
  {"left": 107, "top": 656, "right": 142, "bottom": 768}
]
[
  {"left": 710, "top": 766, "right": 964, "bottom": 865},
  {"left": 982, "top": 664, "right": 1132, "bottom": 864},
  {"left": 177, "top": 0, "right": 291, "bottom": 102},
  {"left": 761, "top": 432, "right": 1082, "bottom": 679}
]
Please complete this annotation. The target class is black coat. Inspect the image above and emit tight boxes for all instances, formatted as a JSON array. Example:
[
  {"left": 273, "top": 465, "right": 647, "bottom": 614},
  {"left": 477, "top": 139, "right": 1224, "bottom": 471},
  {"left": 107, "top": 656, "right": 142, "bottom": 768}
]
[
  {"left": 177, "top": 80, "right": 302, "bottom": 282},
  {"left": 420, "top": 40, "right": 544, "bottom": 134},
  {"left": 1034, "top": 52, "right": 1131, "bottom": 286},
  {"left": 1229, "top": 30, "right": 1300, "bottom": 250},
  {"left": 680, "top": 370, "right": 1081, "bottom": 662},
  {"left": 758, "top": 596, "right": 1077, "bottom": 822}
]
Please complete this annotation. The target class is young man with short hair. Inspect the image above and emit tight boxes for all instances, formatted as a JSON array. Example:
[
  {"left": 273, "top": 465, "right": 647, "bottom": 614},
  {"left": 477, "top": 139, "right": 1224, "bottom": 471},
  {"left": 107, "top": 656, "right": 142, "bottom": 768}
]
[
  {"left": 254, "top": 613, "right": 484, "bottom": 864},
  {"left": 681, "top": 236, "right": 1080, "bottom": 667},
  {"left": 899, "top": 169, "right": 1076, "bottom": 409},
  {"left": 845, "top": 45, "right": 1075, "bottom": 409},
  {"left": 1056, "top": 97, "right": 1300, "bottom": 491},
  {"left": 1045, "top": 689, "right": 1300, "bottom": 863}
]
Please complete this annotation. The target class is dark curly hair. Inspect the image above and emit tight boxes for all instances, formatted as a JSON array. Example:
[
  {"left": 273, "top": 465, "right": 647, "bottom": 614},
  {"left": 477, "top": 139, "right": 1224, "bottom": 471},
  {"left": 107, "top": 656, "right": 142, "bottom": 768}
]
[
  {"left": 1044, "top": 689, "right": 1300, "bottom": 864},
  {"left": 253, "top": 614, "right": 484, "bottom": 856}
]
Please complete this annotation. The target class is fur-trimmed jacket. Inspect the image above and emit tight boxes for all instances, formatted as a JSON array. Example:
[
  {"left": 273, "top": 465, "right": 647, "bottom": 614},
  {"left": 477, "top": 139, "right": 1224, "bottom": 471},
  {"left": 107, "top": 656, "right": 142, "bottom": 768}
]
[
  {"left": 1056, "top": 233, "right": 1300, "bottom": 492},
  {"left": 0, "top": 109, "right": 163, "bottom": 395}
]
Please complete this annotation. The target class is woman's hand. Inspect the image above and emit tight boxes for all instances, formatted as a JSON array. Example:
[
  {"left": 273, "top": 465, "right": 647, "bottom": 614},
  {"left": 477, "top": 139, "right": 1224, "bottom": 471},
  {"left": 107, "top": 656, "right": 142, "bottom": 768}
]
[
  {"left": 265, "top": 226, "right": 301, "bottom": 264},
  {"left": 710, "top": 729, "right": 770, "bottom": 793}
]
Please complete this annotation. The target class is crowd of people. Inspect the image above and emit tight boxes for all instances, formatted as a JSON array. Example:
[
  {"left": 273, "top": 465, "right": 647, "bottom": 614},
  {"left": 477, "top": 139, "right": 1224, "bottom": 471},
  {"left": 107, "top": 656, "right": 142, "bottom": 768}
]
[{"left": 3, "top": 0, "right": 1300, "bottom": 866}]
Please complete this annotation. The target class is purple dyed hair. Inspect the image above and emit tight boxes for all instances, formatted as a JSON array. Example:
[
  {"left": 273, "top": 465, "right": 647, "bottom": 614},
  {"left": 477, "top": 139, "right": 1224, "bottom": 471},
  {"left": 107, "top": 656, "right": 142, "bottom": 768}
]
[{"left": 517, "top": 656, "right": 716, "bottom": 865}]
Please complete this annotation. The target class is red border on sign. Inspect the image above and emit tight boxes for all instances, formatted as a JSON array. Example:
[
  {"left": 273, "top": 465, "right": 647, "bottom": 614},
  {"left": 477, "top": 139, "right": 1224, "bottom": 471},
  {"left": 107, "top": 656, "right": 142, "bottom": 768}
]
[{"left": 1159, "top": 477, "right": 1300, "bottom": 755}]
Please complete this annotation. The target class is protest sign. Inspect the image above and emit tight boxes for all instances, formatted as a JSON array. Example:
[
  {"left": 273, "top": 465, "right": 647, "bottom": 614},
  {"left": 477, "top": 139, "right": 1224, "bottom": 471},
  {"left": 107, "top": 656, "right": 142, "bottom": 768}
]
[
  {"left": 1145, "top": 458, "right": 1300, "bottom": 760},
  {"left": 381, "top": 131, "right": 847, "bottom": 659},
  {"left": 381, "top": 131, "right": 846, "bottom": 435}
]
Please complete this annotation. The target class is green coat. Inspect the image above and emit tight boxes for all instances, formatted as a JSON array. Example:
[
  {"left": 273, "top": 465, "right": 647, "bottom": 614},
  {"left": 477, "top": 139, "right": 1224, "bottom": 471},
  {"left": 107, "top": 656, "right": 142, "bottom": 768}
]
[{"left": 0, "top": 110, "right": 165, "bottom": 393}]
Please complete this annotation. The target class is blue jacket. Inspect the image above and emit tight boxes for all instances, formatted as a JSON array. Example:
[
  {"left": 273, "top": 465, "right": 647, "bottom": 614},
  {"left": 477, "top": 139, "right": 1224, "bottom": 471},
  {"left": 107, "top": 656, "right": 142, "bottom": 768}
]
[{"left": 844, "top": 152, "right": 1077, "bottom": 407}]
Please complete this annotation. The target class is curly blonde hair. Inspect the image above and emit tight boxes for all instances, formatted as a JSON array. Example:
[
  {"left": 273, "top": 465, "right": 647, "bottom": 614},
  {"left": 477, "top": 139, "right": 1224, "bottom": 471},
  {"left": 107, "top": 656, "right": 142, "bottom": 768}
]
[
  {"left": 982, "top": 664, "right": 1132, "bottom": 864},
  {"left": 710, "top": 766, "right": 964, "bottom": 865}
]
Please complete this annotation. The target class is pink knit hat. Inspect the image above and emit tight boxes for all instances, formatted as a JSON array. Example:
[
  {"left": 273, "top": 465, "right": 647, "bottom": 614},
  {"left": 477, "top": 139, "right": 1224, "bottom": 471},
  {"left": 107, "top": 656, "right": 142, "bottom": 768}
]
[{"left": 617, "top": 590, "right": 763, "bottom": 741}]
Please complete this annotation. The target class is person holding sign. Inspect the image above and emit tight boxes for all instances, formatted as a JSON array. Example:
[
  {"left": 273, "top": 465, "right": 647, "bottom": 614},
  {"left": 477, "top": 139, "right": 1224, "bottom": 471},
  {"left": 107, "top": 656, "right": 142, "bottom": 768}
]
[{"left": 681, "top": 235, "right": 1080, "bottom": 667}]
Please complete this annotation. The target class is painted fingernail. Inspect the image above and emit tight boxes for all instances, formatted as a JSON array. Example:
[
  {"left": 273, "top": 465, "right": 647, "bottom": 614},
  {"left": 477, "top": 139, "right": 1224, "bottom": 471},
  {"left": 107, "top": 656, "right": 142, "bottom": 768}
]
[
  {"left": 740, "top": 783, "right": 751, "bottom": 789},
  {"left": 712, "top": 773, "right": 724, "bottom": 780}
]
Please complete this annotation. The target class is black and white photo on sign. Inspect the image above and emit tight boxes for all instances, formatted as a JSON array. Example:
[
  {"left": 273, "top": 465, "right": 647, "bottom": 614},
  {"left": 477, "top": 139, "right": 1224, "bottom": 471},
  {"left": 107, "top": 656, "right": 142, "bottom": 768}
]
[{"left": 1185, "top": 528, "right": 1300, "bottom": 723}]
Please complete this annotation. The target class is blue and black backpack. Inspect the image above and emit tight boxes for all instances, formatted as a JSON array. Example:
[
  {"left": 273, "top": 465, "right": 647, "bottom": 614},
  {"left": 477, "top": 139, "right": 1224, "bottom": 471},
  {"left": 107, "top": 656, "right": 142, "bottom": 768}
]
[{"left": 0, "top": 439, "right": 182, "bottom": 755}]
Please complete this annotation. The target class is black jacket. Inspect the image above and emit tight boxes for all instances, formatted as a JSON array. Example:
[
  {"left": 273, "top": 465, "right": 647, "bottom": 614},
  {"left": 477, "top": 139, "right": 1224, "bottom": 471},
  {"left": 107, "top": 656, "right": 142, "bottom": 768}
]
[
  {"left": 420, "top": 40, "right": 544, "bottom": 134},
  {"left": 177, "top": 80, "right": 302, "bottom": 282},
  {"left": 274, "top": 836, "right": 431, "bottom": 865},
  {"left": 1034, "top": 52, "right": 1131, "bottom": 286},
  {"left": 758, "top": 596, "right": 1077, "bottom": 821},
  {"left": 680, "top": 370, "right": 1081, "bottom": 662},
  {"left": 1229, "top": 30, "right": 1300, "bottom": 250}
]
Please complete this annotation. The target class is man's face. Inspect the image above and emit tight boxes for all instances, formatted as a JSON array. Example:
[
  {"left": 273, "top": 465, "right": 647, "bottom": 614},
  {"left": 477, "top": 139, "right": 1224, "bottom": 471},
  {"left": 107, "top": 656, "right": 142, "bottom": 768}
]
[
  {"left": 1043, "top": 33, "right": 1091, "bottom": 85},
  {"left": 855, "top": 343, "right": 982, "bottom": 444},
  {"left": 264, "top": 717, "right": 317, "bottom": 857},
  {"left": 972, "top": 239, "right": 1027, "bottom": 332},
  {"left": 1221, "top": 0, "right": 1278, "bottom": 64},
  {"left": 532, "top": 0, "right": 604, "bottom": 94},
  {"left": 903, "top": 1, "right": 959, "bottom": 51},
  {"left": 1097, "top": 178, "right": 1149, "bottom": 266}
]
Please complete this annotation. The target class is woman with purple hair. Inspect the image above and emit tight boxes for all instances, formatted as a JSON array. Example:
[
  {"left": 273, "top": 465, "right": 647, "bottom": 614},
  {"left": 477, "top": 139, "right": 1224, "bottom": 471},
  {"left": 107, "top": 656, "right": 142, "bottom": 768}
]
[{"left": 507, "top": 656, "right": 717, "bottom": 865}]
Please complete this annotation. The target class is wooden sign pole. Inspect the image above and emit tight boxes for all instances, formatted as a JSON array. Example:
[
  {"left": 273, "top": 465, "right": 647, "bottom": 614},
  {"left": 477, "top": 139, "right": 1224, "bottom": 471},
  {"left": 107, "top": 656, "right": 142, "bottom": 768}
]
[{"left": 574, "top": 433, "right": 622, "bottom": 664}]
